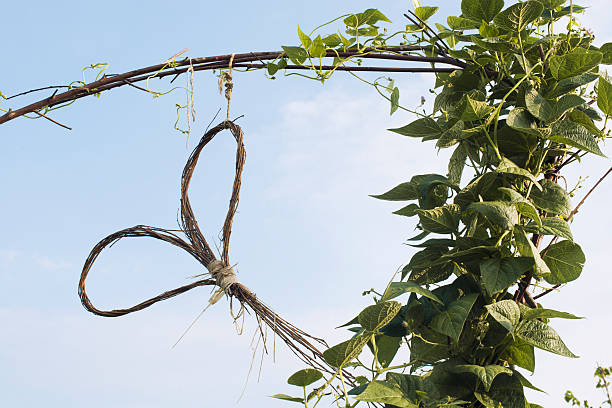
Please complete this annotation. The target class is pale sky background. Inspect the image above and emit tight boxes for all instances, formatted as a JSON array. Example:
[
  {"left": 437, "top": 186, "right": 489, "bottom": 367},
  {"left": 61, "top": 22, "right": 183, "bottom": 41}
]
[{"left": 0, "top": 1, "right": 610, "bottom": 407}]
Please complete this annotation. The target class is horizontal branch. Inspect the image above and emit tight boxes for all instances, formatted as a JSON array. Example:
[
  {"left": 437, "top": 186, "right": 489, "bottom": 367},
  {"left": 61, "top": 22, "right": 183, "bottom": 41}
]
[
  {"left": 0, "top": 46, "right": 466, "bottom": 126},
  {"left": 235, "top": 63, "right": 458, "bottom": 73}
]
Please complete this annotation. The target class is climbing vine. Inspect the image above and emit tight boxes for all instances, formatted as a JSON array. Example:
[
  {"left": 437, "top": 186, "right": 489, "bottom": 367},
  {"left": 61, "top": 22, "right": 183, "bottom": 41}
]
[{"left": 272, "top": 1, "right": 611, "bottom": 407}]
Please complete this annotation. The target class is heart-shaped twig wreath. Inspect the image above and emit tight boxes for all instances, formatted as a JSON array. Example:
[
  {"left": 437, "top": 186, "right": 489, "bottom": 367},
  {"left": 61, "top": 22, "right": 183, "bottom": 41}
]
[{"left": 78, "top": 120, "right": 332, "bottom": 373}]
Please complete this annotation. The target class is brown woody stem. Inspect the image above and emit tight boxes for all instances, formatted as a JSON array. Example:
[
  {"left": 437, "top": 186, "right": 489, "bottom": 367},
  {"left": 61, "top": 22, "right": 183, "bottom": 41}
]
[{"left": 0, "top": 47, "right": 466, "bottom": 126}]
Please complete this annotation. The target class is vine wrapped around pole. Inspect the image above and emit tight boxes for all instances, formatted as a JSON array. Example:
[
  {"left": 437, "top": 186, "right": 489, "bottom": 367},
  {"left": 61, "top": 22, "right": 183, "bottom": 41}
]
[{"left": 0, "top": 46, "right": 465, "bottom": 127}]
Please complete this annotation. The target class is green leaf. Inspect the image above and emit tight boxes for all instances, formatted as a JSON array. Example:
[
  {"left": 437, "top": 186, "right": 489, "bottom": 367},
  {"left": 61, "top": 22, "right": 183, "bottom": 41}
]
[
  {"left": 390, "top": 87, "right": 400, "bottom": 115},
  {"left": 568, "top": 109, "right": 602, "bottom": 136},
  {"left": 437, "top": 120, "right": 464, "bottom": 149},
  {"left": 534, "top": 0, "right": 566, "bottom": 8},
  {"left": 479, "top": 21, "right": 500, "bottom": 38},
  {"left": 452, "top": 364, "right": 513, "bottom": 392},
  {"left": 525, "top": 88, "right": 553, "bottom": 122},
  {"left": 322, "top": 34, "right": 341, "bottom": 48},
  {"left": 497, "top": 187, "right": 527, "bottom": 203},
  {"left": 355, "top": 380, "right": 420, "bottom": 407},
  {"left": 393, "top": 203, "right": 420, "bottom": 217},
  {"left": 579, "top": 104, "right": 603, "bottom": 121},
  {"left": 266, "top": 62, "right": 279, "bottom": 76},
  {"left": 467, "top": 201, "right": 519, "bottom": 230},
  {"left": 598, "top": 75, "right": 612, "bottom": 116},
  {"left": 271, "top": 394, "right": 304, "bottom": 403},
  {"left": 461, "top": 0, "right": 504, "bottom": 23},
  {"left": 474, "top": 373, "right": 527, "bottom": 408},
  {"left": 507, "top": 108, "right": 544, "bottom": 136},
  {"left": 504, "top": 339, "right": 535, "bottom": 372},
  {"left": 440, "top": 245, "right": 500, "bottom": 265},
  {"left": 474, "top": 37, "right": 520, "bottom": 53},
  {"left": 309, "top": 35, "right": 326, "bottom": 58},
  {"left": 435, "top": 86, "right": 464, "bottom": 114},
  {"left": 553, "top": 5, "right": 587, "bottom": 18},
  {"left": 493, "top": 1, "right": 544, "bottom": 32},
  {"left": 359, "top": 301, "right": 402, "bottom": 332},
  {"left": 389, "top": 117, "right": 442, "bottom": 139},
  {"left": 410, "top": 328, "right": 451, "bottom": 364},
  {"left": 530, "top": 179, "right": 572, "bottom": 217},
  {"left": 386, "top": 373, "right": 438, "bottom": 404},
  {"left": 287, "top": 369, "right": 323, "bottom": 387},
  {"left": 549, "top": 48, "right": 603, "bottom": 80},
  {"left": 281, "top": 46, "right": 308, "bottom": 65},
  {"left": 409, "top": 238, "right": 455, "bottom": 248},
  {"left": 499, "top": 188, "right": 543, "bottom": 226},
  {"left": 459, "top": 95, "right": 494, "bottom": 121},
  {"left": 496, "top": 158, "right": 542, "bottom": 190},
  {"left": 382, "top": 281, "right": 444, "bottom": 304},
  {"left": 525, "top": 217, "right": 573, "bottom": 241},
  {"left": 545, "top": 73, "right": 598, "bottom": 98},
  {"left": 415, "top": 6, "right": 439, "bottom": 21},
  {"left": 323, "top": 334, "right": 370, "bottom": 368},
  {"left": 407, "top": 248, "right": 447, "bottom": 270},
  {"left": 542, "top": 240, "right": 585, "bottom": 284},
  {"left": 411, "top": 174, "right": 454, "bottom": 209},
  {"left": 512, "top": 369, "right": 545, "bottom": 393},
  {"left": 526, "top": 217, "right": 574, "bottom": 241},
  {"left": 416, "top": 204, "right": 461, "bottom": 234},
  {"left": 370, "top": 335, "right": 402, "bottom": 367},
  {"left": 549, "top": 119, "right": 606, "bottom": 156},
  {"left": 448, "top": 144, "right": 468, "bottom": 185},
  {"left": 336, "top": 314, "right": 359, "bottom": 328},
  {"left": 430, "top": 293, "right": 479, "bottom": 342},
  {"left": 601, "top": 42, "right": 612, "bottom": 64},
  {"left": 297, "top": 26, "right": 312, "bottom": 50},
  {"left": 551, "top": 94, "right": 586, "bottom": 122},
  {"left": 480, "top": 257, "right": 533, "bottom": 295},
  {"left": 514, "top": 228, "right": 551, "bottom": 277},
  {"left": 408, "top": 262, "right": 454, "bottom": 285},
  {"left": 371, "top": 182, "right": 418, "bottom": 201},
  {"left": 486, "top": 300, "right": 521, "bottom": 332},
  {"left": 344, "top": 8, "right": 391, "bottom": 27},
  {"left": 522, "top": 308, "right": 583, "bottom": 321},
  {"left": 428, "top": 359, "right": 478, "bottom": 399},
  {"left": 516, "top": 319, "right": 578, "bottom": 357},
  {"left": 447, "top": 16, "right": 480, "bottom": 30},
  {"left": 516, "top": 201, "right": 542, "bottom": 226},
  {"left": 348, "top": 381, "right": 368, "bottom": 396}
]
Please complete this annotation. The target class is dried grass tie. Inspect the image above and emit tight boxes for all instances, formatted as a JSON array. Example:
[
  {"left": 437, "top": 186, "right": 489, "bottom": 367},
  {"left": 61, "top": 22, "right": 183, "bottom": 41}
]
[{"left": 78, "top": 120, "right": 332, "bottom": 372}]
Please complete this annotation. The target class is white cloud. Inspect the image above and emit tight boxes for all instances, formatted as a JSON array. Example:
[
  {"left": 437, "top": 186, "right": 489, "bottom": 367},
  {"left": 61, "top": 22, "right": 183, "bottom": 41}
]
[
  {"left": 34, "top": 255, "right": 71, "bottom": 271},
  {"left": 0, "top": 248, "right": 20, "bottom": 264},
  {"left": 263, "top": 81, "right": 452, "bottom": 213}
]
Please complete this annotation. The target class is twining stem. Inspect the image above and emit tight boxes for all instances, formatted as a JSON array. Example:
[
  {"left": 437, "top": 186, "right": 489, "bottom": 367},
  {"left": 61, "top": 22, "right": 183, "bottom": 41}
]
[
  {"left": 534, "top": 166, "right": 612, "bottom": 300},
  {"left": 490, "top": 61, "right": 544, "bottom": 160}
]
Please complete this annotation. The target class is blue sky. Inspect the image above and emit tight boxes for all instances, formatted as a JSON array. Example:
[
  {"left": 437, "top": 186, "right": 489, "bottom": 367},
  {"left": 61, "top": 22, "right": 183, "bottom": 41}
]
[{"left": 1, "top": 1, "right": 610, "bottom": 407}]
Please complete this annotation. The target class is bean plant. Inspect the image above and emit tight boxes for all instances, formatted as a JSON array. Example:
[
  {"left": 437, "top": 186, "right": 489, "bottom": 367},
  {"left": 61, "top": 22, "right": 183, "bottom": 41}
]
[{"left": 273, "top": 1, "right": 610, "bottom": 407}]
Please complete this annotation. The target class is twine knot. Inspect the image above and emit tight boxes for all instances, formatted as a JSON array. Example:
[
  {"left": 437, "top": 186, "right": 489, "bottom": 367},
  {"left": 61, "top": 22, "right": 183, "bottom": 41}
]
[
  {"left": 218, "top": 53, "right": 235, "bottom": 122},
  {"left": 206, "top": 259, "right": 238, "bottom": 304}
]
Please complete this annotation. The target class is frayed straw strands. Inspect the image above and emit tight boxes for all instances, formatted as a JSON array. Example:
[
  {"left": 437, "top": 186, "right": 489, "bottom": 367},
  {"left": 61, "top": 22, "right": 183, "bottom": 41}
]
[{"left": 78, "top": 120, "right": 333, "bottom": 373}]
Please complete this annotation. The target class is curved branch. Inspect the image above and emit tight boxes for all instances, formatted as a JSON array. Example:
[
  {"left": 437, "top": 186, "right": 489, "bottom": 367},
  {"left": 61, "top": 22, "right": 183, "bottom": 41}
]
[{"left": 0, "top": 46, "right": 466, "bottom": 126}]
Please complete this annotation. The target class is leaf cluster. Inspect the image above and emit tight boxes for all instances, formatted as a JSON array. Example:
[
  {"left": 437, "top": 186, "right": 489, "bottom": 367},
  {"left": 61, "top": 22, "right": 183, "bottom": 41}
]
[{"left": 277, "top": 1, "right": 609, "bottom": 407}]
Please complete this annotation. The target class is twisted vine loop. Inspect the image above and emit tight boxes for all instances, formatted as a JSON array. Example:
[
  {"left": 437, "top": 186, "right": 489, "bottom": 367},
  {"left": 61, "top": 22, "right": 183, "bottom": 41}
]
[{"left": 78, "top": 120, "right": 333, "bottom": 373}]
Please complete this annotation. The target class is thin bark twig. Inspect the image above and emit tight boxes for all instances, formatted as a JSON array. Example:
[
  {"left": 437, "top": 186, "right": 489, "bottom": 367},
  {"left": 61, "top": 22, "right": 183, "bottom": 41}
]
[{"left": 32, "top": 109, "right": 72, "bottom": 130}]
